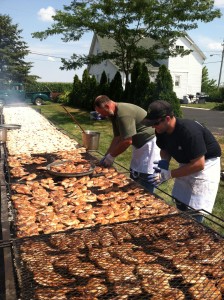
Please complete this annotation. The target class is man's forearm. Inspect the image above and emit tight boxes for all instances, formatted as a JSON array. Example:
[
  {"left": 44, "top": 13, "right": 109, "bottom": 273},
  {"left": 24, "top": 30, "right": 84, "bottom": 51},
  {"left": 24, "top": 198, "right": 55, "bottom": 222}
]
[
  {"left": 160, "top": 150, "right": 171, "bottom": 162},
  {"left": 106, "top": 136, "right": 122, "bottom": 155},
  {"left": 171, "top": 156, "right": 205, "bottom": 178},
  {"left": 107, "top": 137, "right": 132, "bottom": 157}
]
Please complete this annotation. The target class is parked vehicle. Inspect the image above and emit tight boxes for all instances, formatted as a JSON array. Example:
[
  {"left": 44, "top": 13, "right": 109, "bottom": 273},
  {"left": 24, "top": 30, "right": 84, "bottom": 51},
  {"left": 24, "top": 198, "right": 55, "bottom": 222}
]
[
  {"left": 196, "top": 92, "right": 210, "bottom": 103},
  {"left": 181, "top": 94, "right": 197, "bottom": 104},
  {"left": 0, "top": 82, "right": 51, "bottom": 106},
  {"left": 90, "top": 111, "right": 105, "bottom": 120},
  {"left": 181, "top": 92, "right": 210, "bottom": 104}
]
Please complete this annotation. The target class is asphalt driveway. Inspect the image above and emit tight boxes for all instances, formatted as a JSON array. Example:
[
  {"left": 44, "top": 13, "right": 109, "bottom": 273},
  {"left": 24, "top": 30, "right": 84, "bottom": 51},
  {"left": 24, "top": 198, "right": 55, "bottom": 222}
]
[{"left": 181, "top": 106, "right": 224, "bottom": 135}]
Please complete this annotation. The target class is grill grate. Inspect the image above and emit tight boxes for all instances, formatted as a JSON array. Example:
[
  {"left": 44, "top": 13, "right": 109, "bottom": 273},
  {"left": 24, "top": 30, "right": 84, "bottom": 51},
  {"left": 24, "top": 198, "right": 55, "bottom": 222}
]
[
  {"left": 6, "top": 151, "right": 95, "bottom": 183},
  {"left": 12, "top": 213, "right": 224, "bottom": 300},
  {"left": 6, "top": 151, "right": 177, "bottom": 239}
]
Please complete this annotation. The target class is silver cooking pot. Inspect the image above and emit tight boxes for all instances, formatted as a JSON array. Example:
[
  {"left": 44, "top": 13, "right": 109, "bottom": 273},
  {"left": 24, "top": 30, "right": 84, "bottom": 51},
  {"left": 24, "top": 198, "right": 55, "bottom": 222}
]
[
  {"left": 82, "top": 130, "right": 100, "bottom": 150},
  {"left": 0, "top": 124, "right": 21, "bottom": 130},
  {"left": 0, "top": 127, "right": 7, "bottom": 143}
]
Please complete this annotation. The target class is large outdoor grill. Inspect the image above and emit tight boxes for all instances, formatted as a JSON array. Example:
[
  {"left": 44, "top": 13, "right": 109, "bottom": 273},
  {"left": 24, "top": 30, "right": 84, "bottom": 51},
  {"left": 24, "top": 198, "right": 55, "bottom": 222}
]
[
  {"left": 5, "top": 150, "right": 177, "bottom": 239},
  {"left": 0, "top": 106, "right": 223, "bottom": 300},
  {"left": 7, "top": 214, "right": 224, "bottom": 299}
]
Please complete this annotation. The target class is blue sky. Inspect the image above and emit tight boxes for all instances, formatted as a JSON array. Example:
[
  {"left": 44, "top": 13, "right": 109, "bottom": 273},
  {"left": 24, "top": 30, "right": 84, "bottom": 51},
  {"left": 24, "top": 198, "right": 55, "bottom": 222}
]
[{"left": 1, "top": 0, "right": 224, "bottom": 84}]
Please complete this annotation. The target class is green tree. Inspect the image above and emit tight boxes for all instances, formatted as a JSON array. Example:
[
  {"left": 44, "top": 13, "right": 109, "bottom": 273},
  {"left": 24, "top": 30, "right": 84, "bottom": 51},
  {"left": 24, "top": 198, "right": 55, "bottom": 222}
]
[
  {"left": 88, "top": 75, "right": 99, "bottom": 110},
  {"left": 123, "top": 81, "right": 132, "bottom": 103},
  {"left": 0, "top": 14, "right": 32, "bottom": 83},
  {"left": 78, "top": 69, "right": 99, "bottom": 110},
  {"left": 70, "top": 75, "right": 82, "bottom": 106},
  {"left": 136, "top": 63, "right": 150, "bottom": 109},
  {"left": 201, "top": 66, "right": 217, "bottom": 94},
  {"left": 130, "top": 61, "right": 142, "bottom": 105},
  {"left": 155, "top": 65, "right": 181, "bottom": 117},
  {"left": 155, "top": 64, "right": 173, "bottom": 95},
  {"left": 32, "top": 1, "right": 221, "bottom": 84},
  {"left": 147, "top": 81, "right": 157, "bottom": 105},
  {"left": 98, "top": 71, "right": 109, "bottom": 95},
  {"left": 218, "top": 87, "right": 224, "bottom": 102},
  {"left": 81, "top": 69, "right": 94, "bottom": 109},
  {"left": 109, "top": 71, "right": 123, "bottom": 101}
]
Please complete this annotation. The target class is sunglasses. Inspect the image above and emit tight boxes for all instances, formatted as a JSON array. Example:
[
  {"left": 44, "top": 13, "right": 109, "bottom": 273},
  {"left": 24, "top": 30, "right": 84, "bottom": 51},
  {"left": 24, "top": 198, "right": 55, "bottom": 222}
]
[{"left": 153, "top": 118, "right": 166, "bottom": 126}]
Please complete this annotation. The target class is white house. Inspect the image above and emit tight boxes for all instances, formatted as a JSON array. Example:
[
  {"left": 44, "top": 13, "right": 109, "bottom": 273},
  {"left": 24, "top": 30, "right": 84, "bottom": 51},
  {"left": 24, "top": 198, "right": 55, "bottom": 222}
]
[{"left": 88, "top": 33, "right": 206, "bottom": 99}]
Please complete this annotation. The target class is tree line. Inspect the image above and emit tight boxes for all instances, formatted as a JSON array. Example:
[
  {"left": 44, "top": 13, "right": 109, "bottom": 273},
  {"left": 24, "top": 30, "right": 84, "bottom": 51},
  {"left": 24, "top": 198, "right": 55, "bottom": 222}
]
[
  {"left": 0, "top": 4, "right": 223, "bottom": 117},
  {"left": 68, "top": 62, "right": 181, "bottom": 117}
]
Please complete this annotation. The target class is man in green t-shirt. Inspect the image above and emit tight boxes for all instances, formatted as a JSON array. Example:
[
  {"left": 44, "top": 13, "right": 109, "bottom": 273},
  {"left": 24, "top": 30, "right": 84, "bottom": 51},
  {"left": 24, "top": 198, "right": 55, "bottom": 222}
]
[{"left": 94, "top": 95, "right": 160, "bottom": 193}]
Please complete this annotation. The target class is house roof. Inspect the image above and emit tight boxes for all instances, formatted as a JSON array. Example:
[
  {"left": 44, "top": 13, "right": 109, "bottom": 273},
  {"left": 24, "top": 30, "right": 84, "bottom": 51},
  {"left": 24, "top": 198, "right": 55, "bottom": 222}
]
[
  {"left": 183, "top": 33, "right": 206, "bottom": 60},
  {"left": 88, "top": 32, "right": 206, "bottom": 72},
  {"left": 96, "top": 34, "right": 157, "bottom": 53},
  {"left": 88, "top": 33, "right": 160, "bottom": 71}
]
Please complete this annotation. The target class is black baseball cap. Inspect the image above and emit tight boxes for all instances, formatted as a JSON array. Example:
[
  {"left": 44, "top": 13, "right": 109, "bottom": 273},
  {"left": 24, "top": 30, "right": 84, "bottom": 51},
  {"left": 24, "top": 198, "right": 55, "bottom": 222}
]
[{"left": 145, "top": 100, "right": 173, "bottom": 125}]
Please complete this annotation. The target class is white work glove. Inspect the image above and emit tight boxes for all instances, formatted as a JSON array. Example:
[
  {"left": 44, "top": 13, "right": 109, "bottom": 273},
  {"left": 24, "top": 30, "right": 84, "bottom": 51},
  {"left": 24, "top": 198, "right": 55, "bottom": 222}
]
[
  {"left": 100, "top": 153, "right": 115, "bottom": 167},
  {"left": 148, "top": 168, "right": 172, "bottom": 187}
]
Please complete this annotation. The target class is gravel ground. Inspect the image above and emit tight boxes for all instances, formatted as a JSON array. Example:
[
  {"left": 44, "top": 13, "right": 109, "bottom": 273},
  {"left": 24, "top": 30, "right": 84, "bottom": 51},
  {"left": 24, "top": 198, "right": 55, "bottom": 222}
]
[{"left": 3, "top": 106, "right": 79, "bottom": 155}]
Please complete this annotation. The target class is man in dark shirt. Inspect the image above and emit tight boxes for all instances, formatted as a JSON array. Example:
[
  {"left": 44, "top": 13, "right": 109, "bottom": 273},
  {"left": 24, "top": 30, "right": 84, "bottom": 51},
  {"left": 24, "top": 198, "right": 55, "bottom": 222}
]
[{"left": 144, "top": 100, "right": 221, "bottom": 221}]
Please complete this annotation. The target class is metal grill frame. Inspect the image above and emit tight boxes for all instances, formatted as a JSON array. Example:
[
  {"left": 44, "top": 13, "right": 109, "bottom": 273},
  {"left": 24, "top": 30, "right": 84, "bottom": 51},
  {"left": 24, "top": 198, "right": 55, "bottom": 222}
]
[
  {"left": 11, "top": 213, "right": 224, "bottom": 300},
  {"left": 1, "top": 142, "right": 223, "bottom": 299}
]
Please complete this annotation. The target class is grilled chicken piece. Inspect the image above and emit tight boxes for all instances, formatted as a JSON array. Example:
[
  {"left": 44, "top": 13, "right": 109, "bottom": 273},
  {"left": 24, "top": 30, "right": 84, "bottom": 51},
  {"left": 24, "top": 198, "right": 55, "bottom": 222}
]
[
  {"left": 11, "top": 183, "right": 32, "bottom": 194},
  {"left": 106, "top": 264, "right": 136, "bottom": 283},
  {"left": 34, "top": 287, "right": 74, "bottom": 300},
  {"left": 76, "top": 278, "right": 108, "bottom": 297},
  {"left": 188, "top": 280, "right": 222, "bottom": 300},
  {"left": 19, "top": 173, "right": 37, "bottom": 181}
]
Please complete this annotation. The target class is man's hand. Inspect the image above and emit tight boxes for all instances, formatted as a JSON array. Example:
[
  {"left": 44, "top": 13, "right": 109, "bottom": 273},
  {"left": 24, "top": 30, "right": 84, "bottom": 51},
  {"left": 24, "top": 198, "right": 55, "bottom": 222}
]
[
  {"left": 154, "top": 159, "right": 169, "bottom": 170},
  {"left": 148, "top": 169, "right": 172, "bottom": 186},
  {"left": 99, "top": 157, "right": 106, "bottom": 165},
  {"left": 100, "top": 153, "right": 115, "bottom": 167}
]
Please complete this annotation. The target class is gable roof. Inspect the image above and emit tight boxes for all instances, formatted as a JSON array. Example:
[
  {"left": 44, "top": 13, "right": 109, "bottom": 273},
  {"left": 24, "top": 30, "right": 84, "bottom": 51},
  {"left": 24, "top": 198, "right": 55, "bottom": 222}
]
[
  {"left": 88, "top": 32, "right": 205, "bottom": 72},
  {"left": 88, "top": 33, "right": 160, "bottom": 71},
  {"left": 183, "top": 33, "right": 206, "bottom": 60}
]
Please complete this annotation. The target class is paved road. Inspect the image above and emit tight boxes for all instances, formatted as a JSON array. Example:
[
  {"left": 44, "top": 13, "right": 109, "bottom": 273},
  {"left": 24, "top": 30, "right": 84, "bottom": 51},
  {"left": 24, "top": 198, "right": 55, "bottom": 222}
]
[{"left": 181, "top": 106, "right": 224, "bottom": 135}]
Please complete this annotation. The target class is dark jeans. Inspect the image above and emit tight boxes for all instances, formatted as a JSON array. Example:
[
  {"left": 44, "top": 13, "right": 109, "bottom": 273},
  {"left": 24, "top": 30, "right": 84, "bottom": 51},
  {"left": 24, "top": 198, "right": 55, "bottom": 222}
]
[
  {"left": 175, "top": 201, "right": 204, "bottom": 223},
  {"left": 130, "top": 170, "right": 154, "bottom": 194}
]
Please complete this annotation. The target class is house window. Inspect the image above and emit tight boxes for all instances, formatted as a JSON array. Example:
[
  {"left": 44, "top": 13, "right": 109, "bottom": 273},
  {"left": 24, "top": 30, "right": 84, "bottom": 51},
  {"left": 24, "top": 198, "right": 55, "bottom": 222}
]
[
  {"left": 175, "top": 76, "right": 181, "bottom": 87},
  {"left": 176, "top": 45, "right": 184, "bottom": 50},
  {"left": 150, "top": 73, "right": 156, "bottom": 82}
]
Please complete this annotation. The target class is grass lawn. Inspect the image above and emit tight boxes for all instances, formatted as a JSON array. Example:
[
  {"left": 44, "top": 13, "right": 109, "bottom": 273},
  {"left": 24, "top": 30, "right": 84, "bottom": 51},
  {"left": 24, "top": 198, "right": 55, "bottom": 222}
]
[
  {"left": 39, "top": 102, "right": 224, "bottom": 236},
  {"left": 181, "top": 101, "right": 224, "bottom": 110}
]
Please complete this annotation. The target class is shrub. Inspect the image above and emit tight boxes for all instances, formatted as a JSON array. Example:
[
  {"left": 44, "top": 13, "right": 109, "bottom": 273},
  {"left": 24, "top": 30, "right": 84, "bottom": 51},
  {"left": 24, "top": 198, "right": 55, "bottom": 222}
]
[{"left": 57, "top": 91, "right": 71, "bottom": 104}]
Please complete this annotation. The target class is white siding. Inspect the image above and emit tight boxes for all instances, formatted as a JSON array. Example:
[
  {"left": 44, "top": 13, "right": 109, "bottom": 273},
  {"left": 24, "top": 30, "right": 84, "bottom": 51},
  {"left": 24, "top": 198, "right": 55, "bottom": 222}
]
[
  {"left": 88, "top": 35, "right": 205, "bottom": 99},
  {"left": 167, "top": 37, "right": 204, "bottom": 99},
  {"left": 89, "top": 60, "right": 119, "bottom": 83},
  {"left": 88, "top": 37, "right": 125, "bottom": 85}
]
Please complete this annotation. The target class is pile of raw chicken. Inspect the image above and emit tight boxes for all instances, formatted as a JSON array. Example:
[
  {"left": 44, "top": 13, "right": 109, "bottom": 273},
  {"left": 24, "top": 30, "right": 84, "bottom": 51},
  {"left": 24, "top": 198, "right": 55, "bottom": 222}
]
[{"left": 4, "top": 106, "right": 78, "bottom": 155}]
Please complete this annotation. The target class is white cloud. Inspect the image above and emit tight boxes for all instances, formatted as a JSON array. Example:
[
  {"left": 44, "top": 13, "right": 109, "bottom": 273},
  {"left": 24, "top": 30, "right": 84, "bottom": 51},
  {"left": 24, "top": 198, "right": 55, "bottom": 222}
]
[
  {"left": 197, "top": 36, "right": 223, "bottom": 51},
  {"left": 37, "top": 6, "right": 56, "bottom": 22},
  {"left": 48, "top": 57, "right": 56, "bottom": 62},
  {"left": 214, "top": 0, "right": 224, "bottom": 8}
]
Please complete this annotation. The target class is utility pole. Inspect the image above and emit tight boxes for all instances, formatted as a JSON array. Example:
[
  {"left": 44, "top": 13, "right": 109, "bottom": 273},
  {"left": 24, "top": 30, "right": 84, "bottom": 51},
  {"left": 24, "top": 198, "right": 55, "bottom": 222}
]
[{"left": 218, "top": 40, "right": 224, "bottom": 87}]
